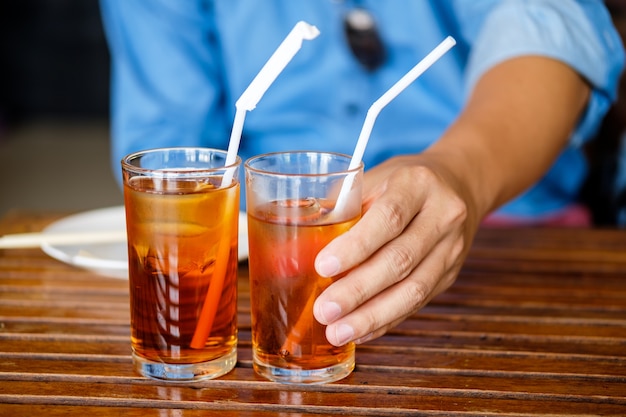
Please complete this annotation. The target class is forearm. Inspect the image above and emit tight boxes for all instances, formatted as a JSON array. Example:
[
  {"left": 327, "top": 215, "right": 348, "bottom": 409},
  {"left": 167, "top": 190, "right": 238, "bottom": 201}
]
[{"left": 425, "top": 56, "right": 591, "bottom": 221}]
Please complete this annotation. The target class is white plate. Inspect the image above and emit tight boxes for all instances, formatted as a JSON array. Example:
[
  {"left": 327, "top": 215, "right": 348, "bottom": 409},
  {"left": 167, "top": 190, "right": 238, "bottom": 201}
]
[{"left": 41, "top": 206, "right": 249, "bottom": 279}]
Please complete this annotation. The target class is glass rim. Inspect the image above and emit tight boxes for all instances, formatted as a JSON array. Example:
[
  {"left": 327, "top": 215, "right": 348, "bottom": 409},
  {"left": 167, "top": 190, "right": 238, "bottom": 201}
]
[
  {"left": 121, "top": 147, "right": 241, "bottom": 176},
  {"left": 244, "top": 150, "right": 363, "bottom": 177}
]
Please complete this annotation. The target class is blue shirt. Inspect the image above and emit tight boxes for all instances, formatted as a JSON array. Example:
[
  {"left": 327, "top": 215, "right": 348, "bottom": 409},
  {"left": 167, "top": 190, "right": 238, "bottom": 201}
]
[{"left": 100, "top": 0, "right": 624, "bottom": 218}]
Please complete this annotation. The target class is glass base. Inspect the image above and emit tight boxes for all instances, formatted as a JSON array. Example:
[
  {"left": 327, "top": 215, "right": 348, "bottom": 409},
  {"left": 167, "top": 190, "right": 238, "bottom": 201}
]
[
  {"left": 253, "top": 352, "right": 355, "bottom": 385},
  {"left": 133, "top": 347, "right": 237, "bottom": 382}
]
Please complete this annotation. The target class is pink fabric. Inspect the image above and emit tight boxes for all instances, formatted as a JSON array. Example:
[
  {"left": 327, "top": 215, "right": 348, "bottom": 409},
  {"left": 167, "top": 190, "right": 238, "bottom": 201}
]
[{"left": 482, "top": 204, "right": 592, "bottom": 227}]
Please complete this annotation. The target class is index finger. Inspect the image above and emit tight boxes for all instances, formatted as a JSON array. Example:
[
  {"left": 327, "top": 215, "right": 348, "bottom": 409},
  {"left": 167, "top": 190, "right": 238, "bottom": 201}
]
[{"left": 315, "top": 178, "right": 423, "bottom": 278}]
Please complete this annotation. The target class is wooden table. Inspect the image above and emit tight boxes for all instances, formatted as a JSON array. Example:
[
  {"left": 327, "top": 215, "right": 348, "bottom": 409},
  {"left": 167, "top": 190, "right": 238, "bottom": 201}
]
[{"left": 1, "top": 210, "right": 625, "bottom": 416}]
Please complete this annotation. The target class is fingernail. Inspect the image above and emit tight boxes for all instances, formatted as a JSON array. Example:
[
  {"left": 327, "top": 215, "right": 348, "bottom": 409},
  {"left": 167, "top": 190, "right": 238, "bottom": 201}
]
[
  {"left": 317, "top": 301, "right": 342, "bottom": 324},
  {"left": 316, "top": 255, "right": 340, "bottom": 277},
  {"left": 333, "top": 323, "right": 354, "bottom": 346}
]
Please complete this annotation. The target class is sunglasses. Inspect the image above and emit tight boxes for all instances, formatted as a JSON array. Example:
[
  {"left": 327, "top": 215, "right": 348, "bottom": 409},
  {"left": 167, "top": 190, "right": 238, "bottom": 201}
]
[{"left": 343, "top": 8, "right": 386, "bottom": 71}]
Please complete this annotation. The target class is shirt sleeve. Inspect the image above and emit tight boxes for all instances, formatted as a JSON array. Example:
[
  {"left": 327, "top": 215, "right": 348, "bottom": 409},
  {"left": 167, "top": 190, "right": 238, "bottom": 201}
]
[
  {"left": 99, "top": 0, "right": 230, "bottom": 177},
  {"left": 460, "top": 0, "right": 625, "bottom": 147}
]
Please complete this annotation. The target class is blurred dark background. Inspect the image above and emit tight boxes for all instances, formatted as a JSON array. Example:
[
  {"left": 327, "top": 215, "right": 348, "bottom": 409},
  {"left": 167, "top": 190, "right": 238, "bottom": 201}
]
[
  {"left": 580, "top": 0, "right": 626, "bottom": 226},
  {"left": 0, "top": 0, "right": 122, "bottom": 216},
  {"left": 0, "top": 0, "right": 109, "bottom": 126}
]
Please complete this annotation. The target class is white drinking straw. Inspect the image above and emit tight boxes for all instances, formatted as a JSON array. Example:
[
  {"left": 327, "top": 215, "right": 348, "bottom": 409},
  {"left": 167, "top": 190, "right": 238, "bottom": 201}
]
[
  {"left": 333, "top": 36, "right": 457, "bottom": 213},
  {"left": 221, "top": 21, "right": 320, "bottom": 187},
  {"left": 191, "top": 21, "right": 319, "bottom": 347}
]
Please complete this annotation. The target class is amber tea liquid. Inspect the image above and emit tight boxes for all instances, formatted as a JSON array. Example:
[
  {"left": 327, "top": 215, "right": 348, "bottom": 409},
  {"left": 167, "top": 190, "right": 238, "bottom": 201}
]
[
  {"left": 248, "top": 198, "right": 358, "bottom": 384},
  {"left": 124, "top": 175, "right": 238, "bottom": 381}
]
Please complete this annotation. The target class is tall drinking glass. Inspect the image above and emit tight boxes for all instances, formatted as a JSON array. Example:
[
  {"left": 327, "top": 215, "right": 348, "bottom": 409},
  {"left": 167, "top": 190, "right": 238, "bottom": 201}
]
[
  {"left": 121, "top": 147, "right": 240, "bottom": 382},
  {"left": 245, "top": 151, "right": 363, "bottom": 384}
]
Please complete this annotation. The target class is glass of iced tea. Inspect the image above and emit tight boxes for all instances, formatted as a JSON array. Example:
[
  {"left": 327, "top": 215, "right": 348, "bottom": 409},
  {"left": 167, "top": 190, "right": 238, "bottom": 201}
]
[
  {"left": 245, "top": 151, "right": 363, "bottom": 384},
  {"left": 121, "top": 147, "right": 240, "bottom": 382}
]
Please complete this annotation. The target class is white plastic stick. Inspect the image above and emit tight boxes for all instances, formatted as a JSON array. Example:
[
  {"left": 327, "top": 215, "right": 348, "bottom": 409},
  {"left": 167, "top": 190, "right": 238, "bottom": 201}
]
[
  {"left": 0, "top": 230, "right": 126, "bottom": 249},
  {"left": 221, "top": 21, "right": 320, "bottom": 187},
  {"left": 334, "top": 36, "right": 457, "bottom": 213}
]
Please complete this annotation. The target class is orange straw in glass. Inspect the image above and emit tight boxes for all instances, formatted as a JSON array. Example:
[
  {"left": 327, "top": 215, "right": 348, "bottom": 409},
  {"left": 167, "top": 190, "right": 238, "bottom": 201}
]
[
  {"left": 280, "top": 284, "right": 318, "bottom": 354},
  {"left": 190, "top": 191, "right": 236, "bottom": 349}
]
